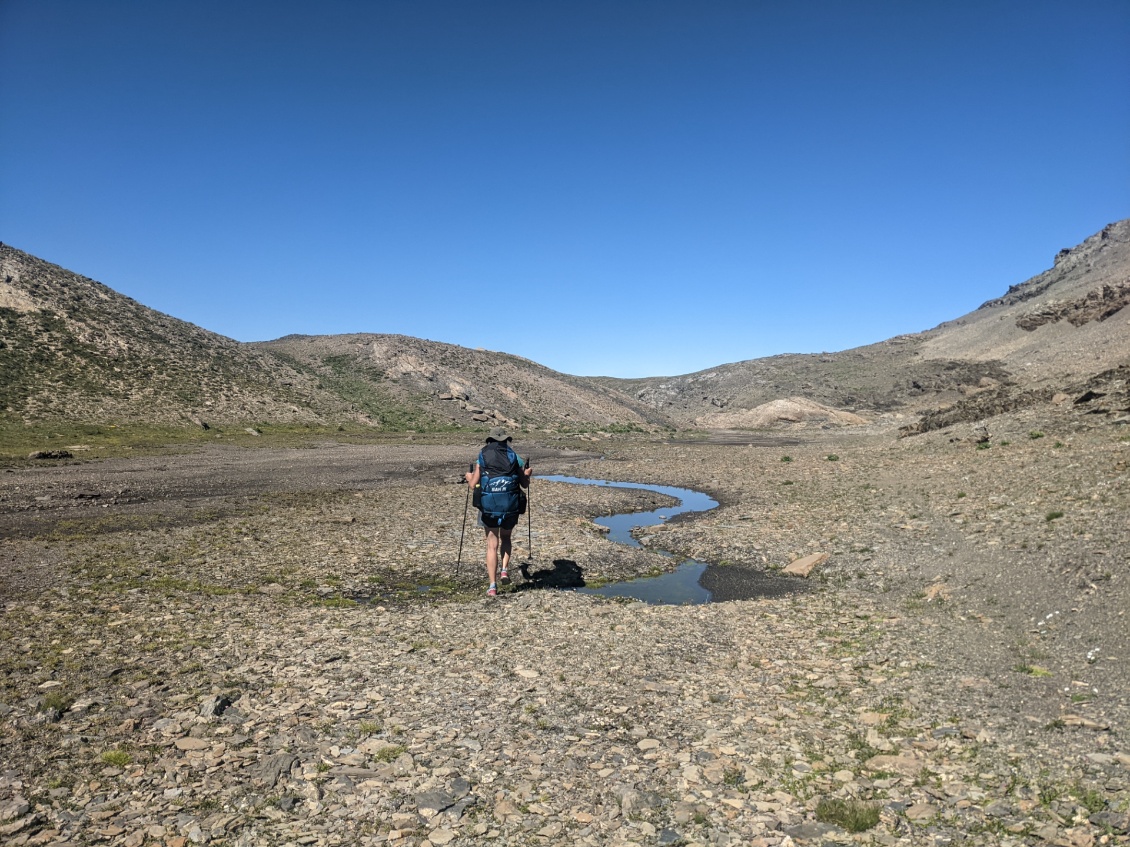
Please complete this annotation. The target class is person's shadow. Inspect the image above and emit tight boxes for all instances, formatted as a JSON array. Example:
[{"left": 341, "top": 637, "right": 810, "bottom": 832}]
[{"left": 515, "top": 559, "right": 585, "bottom": 590}]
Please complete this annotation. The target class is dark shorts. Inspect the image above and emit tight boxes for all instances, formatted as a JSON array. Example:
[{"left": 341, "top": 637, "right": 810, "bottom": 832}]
[{"left": 480, "top": 512, "right": 519, "bottom": 530}]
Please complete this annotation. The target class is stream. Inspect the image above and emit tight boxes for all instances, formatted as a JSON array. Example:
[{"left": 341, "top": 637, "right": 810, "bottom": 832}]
[{"left": 542, "top": 475, "right": 801, "bottom": 605}]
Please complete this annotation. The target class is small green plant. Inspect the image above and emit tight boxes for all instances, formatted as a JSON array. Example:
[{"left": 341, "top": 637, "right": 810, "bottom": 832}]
[
  {"left": 956, "top": 491, "right": 966, "bottom": 498},
  {"left": 1014, "top": 664, "right": 1052, "bottom": 677},
  {"left": 41, "top": 692, "right": 73, "bottom": 714},
  {"left": 977, "top": 441, "right": 991, "bottom": 450},
  {"left": 100, "top": 749, "right": 131, "bottom": 768},
  {"left": 1053, "top": 441, "right": 1064, "bottom": 448},
  {"left": 815, "top": 798, "right": 880, "bottom": 832},
  {"left": 316, "top": 760, "right": 332, "bottom": 773},
  {"left": 1045, "top": 511, "right": 1064, "bottom": 522},
  {"left": 372, "top": 744, "right": 406, "bottom": 763},
  {"left": 1073, "top": 783, "right": 1106, "bottom": 814},
  {"left": 999, "top": 440, "right": 1010, "bottom": 446},
  {"left": 359, "top": 720, "right": 381, "bottom": 735},
  {"left": 780, "top": 455, "right": 792, "bottom": 463},
  {"left": 722, "top": 766, "right": 745, "bottom": 787},
  {"left": 826, "top": 454, "right": 839, "bottom": 461},
  {"left": 1029, "top": 431, "right": 1045, "bottom": 439}
]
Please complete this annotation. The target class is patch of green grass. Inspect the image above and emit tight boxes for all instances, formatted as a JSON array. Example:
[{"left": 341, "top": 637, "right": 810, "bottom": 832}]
[
  {"left": 1072, "top": 783, "right": 1106, "bottom": 814},
  {"left": 1014, "top": 664, "right": 1053, "bottom": 677},
  {"left": 100, "top": 749, "right": 132, "bottom": 768},
  {"left": 41, "top": 691, "right": 73, "bottom": 714},
  {"left": 722, "top": 766, "right": 745, "bottom": 788},
  {"left": 372, "top": 744, "right": 407, "bottom": 763},
  {"left": 316, "top": 596, "right": 358, "bottom": 608},
  {"left": 780, "top": 455, "right": 792, "bottom": 463},
  {"left": 1045, "top": 511, "right": 1064, "bottom": 522},
  {"left": 359, "top": 720, "right": 381, "bottom": 735},
  {"left": 1029, "top": 431, "right": 1045, "bottom": 439},
  {"left": 815, "top": 798, "right": 880, "bottom": 832},
  {"left": 826, "top": 454, "right": 839, "bottom": 461}
]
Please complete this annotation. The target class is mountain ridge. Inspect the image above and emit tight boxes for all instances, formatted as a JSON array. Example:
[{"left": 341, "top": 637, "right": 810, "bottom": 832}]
[{"left": 2, "top": 218, "right": 1127, "bottom": 433}]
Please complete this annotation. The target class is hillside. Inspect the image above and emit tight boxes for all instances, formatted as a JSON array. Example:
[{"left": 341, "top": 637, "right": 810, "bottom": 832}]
[
  {"left": 599, "top": 219, "right": 1130, "bottom": 430},
  {"left": 0, "top": 245, "right": 664, "bottom": 432},
  {"left": 0, "top": 244, "right": 359, "bottom": 427},
  {"left": 254, "top": 333, "right": 668, "bottom": 432},
  {"left": 2, "top": 219, "right": 1126, "bottom": 435}
]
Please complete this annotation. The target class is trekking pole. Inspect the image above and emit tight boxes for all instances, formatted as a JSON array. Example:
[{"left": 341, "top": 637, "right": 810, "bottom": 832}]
[
  {"left": 457, "top": 463, "right": 473, "bottom": 566},
  {"left": 526, "top": 461, "right": 533, "bottom": 559}
]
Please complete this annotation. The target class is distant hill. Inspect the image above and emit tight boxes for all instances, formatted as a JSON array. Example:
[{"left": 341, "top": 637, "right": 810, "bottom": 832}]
[
  {"left": 2, "top": 219, "right": 1126, "bottom": 434},
  {"left": 0, "top": 244, "right": 341, "bottom": 426},
  {"left": 0, "top": 245, "right": 664, "bottom": 432},
  {"left": 597, "top": 219, "right": 1130, "bottom": 430},
  {"left": 254, "top": 333, "right": 667, "bottom": 432}
]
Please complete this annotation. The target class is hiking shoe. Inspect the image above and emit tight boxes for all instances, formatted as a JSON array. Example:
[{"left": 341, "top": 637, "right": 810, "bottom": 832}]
[
  {"left": 487, "top": 586, "right": 497, "bottom": 597},
  {"left": 499, "top": 569, "right": 510, "bottom": 584}
]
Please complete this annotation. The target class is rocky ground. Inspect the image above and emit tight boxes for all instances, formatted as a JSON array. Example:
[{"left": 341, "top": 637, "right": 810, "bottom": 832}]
[{"left": 1, "top": 405, "right": 1127, "bottom": 846}]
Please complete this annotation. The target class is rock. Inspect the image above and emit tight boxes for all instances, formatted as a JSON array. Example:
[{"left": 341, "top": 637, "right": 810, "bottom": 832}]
[
  {"left": 864, "top": 754, "right": 925, "bottom": 776},
  {"left": 905, "top": 802, "right": 937, "bottom": 821},
  {"left": 174, "top": 737, "right": 211, "bottom": 751},
  {"left": 1089, "top": 811, "right": 1130, "bottom": 834},
  {"left": 1063, "top": 715, "right": 1111, "bottom": 731},
  {"left": 200, "top": 695, "right": 232, "bottom": 717},
  {"left": 783, "top": 821, "right": 838, "bottom": 839},
  {"left": 0, "top": 799, "right": 30, "bottom": 822},
  {"left": 416, "top": 790, "right": 455, "bottom": 817},
  {"left": 782, "top": 552, "right": 828, "bottom": 577},
  {"left": 253, "top": 752, "right": 299, "bottom": 787},
  {"left": 28, "top": 450, "right": 72, "bottom": 460}
]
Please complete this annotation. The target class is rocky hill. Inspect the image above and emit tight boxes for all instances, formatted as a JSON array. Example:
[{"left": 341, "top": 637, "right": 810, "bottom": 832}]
[
  {"left": 2, "top": 219, "right": 1126, "bottom": 434},
  {"left": 599, "top": 219, "right": 1130, "bottom": 431},
  {"left": 0, "top": 244, "right": 349, "bottom": 427},
  {"left": 254, "top": 333, "right": 667, "bottom": 432},
  {"left": 0, "top": 245, "right": 663, "bottom": 432}
]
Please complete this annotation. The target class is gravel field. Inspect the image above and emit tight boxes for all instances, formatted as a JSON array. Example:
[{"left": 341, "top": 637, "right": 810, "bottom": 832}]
[{"left": 1, "top": 408, "right": 1127, "bottom": 846}]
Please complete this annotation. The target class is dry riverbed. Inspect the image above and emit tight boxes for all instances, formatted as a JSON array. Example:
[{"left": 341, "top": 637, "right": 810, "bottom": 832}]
[{"left": 1, "top": 411, "right": 1127, "bottom": 846}]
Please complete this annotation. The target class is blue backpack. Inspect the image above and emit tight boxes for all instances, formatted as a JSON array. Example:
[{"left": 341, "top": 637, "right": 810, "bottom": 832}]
[{"left": 477, "top": 442, "right": 525, "bottom": 524}]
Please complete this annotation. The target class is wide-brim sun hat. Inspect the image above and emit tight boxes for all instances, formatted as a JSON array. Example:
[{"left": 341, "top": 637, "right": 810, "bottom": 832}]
[{"left": 486, "top": 427, "right": 512, "bottom": 442}]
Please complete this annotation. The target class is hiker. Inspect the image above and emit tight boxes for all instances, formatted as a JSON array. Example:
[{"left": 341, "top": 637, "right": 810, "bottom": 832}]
[{"left": 464, "top": 427, "right": 532, "bottom": 596}]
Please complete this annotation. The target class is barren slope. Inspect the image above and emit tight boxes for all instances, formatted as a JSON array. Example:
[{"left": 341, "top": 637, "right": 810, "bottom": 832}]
[
  {"left": 0, "top": 245, "right": 344, "bottom": 426},
  {"left": 256, "top": 333, "right": 669, "bottom": 432},
  {"left": 600, "top": 219, "right": 1130, "bottom": 430}
]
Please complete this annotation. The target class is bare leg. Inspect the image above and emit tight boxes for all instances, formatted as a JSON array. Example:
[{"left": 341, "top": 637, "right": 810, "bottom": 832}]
[
  {"left": 499, "top": 528, "right": 513, "bottom": 575},
  {"left": 484, "top": 527, "right": 501, "bottom": 587}
]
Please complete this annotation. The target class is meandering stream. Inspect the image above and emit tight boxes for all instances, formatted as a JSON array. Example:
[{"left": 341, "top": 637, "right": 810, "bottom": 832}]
[
  {"left": 541, "top": 475, "right": 806, "bottom": 605},
  {"left": 542, "top": 475, "right": 720, "bottom": 604}
]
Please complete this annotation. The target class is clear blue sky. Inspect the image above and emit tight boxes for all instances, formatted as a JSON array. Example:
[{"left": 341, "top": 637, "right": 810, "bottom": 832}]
[{"left": 2, "top": 1, "right": 1127, "bottom": 378}]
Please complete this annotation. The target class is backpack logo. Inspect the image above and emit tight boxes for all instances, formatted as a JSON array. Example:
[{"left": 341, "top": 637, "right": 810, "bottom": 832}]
[{"left": 477, "top": 443, "right": 524, "bottom": 520}]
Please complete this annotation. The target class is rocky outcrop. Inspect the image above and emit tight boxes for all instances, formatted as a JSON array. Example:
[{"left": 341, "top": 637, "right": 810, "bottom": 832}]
[
  {"left": 1016, "top": 281, "right": 1130, "bottom": 330},
  {"left": 695, "top": 397, "right": 867, "bottom": 430}
]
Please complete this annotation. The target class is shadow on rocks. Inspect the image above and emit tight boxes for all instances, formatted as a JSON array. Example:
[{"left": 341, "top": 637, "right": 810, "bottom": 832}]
[{"left": 514, "top": 558, "right": 585, "bottom": 591}]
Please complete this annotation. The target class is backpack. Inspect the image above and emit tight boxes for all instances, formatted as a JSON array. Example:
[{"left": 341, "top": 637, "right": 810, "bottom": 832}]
[{"left": 477, "top": 442, "right": 525, "bottom": 521}]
